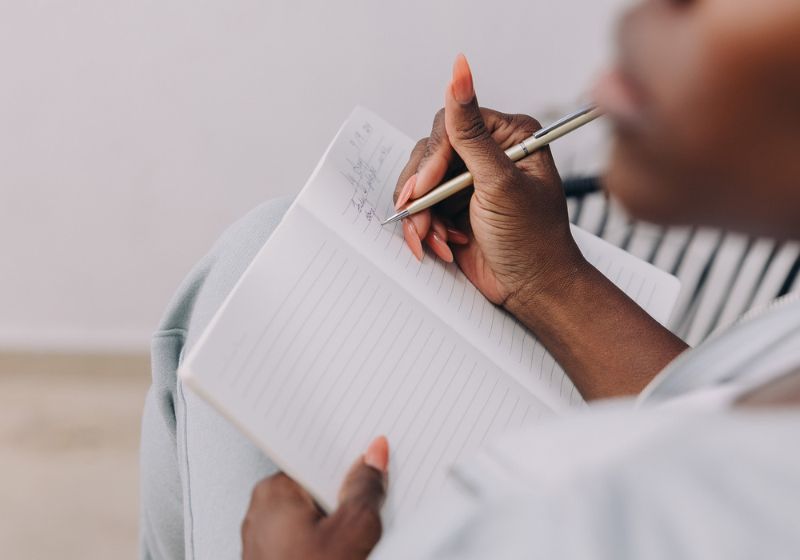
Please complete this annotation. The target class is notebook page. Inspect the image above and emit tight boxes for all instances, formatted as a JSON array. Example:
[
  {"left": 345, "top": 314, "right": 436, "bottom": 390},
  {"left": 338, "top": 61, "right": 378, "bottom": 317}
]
[
  {"left": 181, "top": 206, "right": 553, "bottom": 527},
  {"left": 302, "top": 107, "right": 681, "bottom": 409}
]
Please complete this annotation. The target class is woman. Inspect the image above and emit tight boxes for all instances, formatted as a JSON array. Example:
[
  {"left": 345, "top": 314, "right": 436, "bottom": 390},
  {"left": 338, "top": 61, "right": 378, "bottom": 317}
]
[{"left": 140, "top": 0, "right": 800, "bottom": 558}]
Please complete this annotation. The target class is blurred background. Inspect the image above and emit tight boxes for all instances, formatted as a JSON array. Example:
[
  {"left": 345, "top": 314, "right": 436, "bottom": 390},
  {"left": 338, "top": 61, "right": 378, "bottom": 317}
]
[{"left": 0, "top": 0, "right": 627, "bottom": 557}]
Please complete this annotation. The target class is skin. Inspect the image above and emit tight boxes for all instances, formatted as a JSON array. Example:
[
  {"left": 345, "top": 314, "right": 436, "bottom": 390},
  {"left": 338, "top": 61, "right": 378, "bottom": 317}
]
[
  {"left": 242, "top": 436, "right": 388, "bottom": 560},
  {"left": 244, "top": 0, "right": 800, "bottom": 557}
]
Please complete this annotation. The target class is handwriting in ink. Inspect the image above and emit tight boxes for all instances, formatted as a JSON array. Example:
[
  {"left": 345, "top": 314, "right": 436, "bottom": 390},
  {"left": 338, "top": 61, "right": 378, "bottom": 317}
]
[{"left": 341, "top": 121, "right": 394, "bottom": 224}]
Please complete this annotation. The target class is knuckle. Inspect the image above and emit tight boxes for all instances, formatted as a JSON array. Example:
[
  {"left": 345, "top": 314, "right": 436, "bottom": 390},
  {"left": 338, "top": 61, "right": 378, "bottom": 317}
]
[
  {"left": 273, "top": 474, "right": 297, "bottom": 493},
  {"left": 511, "top": 113, "right": 542, "bottom": 135},
  {"left": 490, "top": 109, "right": 513, "bottom": 125},
  {"left": 429, "top": 111, "right": 447, "bottom": 146},
  {"left": 256, "top": 473, "right": 295, "bottom": 501},
  {"left": 253, "top": 477, "right": 274, "bottom": 500},
  {"left": 456, "top": 113, "right": 489, "bottom": 144}
]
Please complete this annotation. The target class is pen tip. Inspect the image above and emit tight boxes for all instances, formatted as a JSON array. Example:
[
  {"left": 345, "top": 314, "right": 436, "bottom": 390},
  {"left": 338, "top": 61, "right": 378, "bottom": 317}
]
[{"left": 380, "top": 210, "right": 409, "bottom": 227}]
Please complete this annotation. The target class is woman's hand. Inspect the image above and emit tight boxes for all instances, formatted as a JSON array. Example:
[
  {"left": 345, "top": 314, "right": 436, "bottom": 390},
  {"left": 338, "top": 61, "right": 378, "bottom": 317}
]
[
  {"left": 393, "top": 55, "right": 687, "bottom": 401},
  {"left": 242, "top": 437, "right": 388, "bottom": 560},
  {"left": 394, "top": 54, "right": 587, "bottom": 309}
]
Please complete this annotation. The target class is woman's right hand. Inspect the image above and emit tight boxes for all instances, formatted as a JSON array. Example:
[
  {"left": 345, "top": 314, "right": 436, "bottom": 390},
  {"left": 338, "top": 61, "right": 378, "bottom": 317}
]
[{"left": 394, "top": 54, "right": 587, "bottom": 310}]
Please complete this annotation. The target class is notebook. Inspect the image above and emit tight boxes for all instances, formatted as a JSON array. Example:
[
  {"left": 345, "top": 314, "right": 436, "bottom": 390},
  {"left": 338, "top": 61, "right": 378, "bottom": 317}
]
[{"left": 179, "top": 106, "right": 681, "bottom": 528}]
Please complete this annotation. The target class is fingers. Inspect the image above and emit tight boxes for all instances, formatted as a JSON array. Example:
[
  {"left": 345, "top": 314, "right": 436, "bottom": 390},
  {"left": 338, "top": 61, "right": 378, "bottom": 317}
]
[
  {"left": 396, "top": 110, "right": 456, "bottom": 209},
  {"left": 426, "top": 216, "right": 454, "bottom": 262},
  {"left": 404, "top": 213, "right": 468, "bottom": 263},
  {"left": 394, "top": 111, "right": 456, "bottom": 261},
  {"left": 242, "top": 471, "right": 322, "bottom": 557},
  {"left": 480, "top": 110, "right": 542, "bottom": 151},
  {"left": 336, "top": 436, "right": 388, "bottom": 506},
  {"left": 446, "top": 225, "right": 470, "bottom": 245},
  {"left": 394, "top": 54, "right": 545, "bottom": 264},
  {"left": 323, "top": 437, "right": 389, "bottom": 555},
  {"left": 498, "top": 113, "right": 559, "bottom": 180},
  {"left": 248, "top": 473, "right": 320, "bottom": 517},
  {"left": 392, "top": 137, "right": 426, "bottom": 207},
  {"left": 405, "top": 110, "right": 456, "bottom": 253},
  {"left": 413, "top": 109, "right": 455, "bottom": 199},
  {"left": 403, "top": 217, "right": 425, "bottom": 261},
  {"left": 242, "top": 440, "right": 388, "bottom": 560},
  {"left": 392, "top": 138, "right": 433, "bottom": 261},
  {"left": 395, "top": 174, "right": 417, "bottom": 209},
  {"left": 395, "top": 94, "right": 468, "bottom": 261}
]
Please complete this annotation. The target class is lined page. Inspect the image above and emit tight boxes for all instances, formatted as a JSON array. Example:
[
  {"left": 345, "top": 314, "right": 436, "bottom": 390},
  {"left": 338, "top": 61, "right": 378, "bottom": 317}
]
[
  {"left": 181, "top": 106, "right": 680, "bottom": 529},
  {"left": 303, "top": 107, "right": 681, "bottom": 409},
  {"left": 181, "top": 207, "right": 552, "bottom": 526}
]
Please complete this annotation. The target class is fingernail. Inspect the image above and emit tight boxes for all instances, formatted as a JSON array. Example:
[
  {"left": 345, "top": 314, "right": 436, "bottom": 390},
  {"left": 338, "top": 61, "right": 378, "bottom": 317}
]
[
  {"left": 451, "top": 53, "right": 474, "bottom": 105},
  {"left": 428, "top": 231, "right": 454, "bottom": 263},
  {"left": 395, "top": 174, "right": 417, "bottom": 210},
  {"left": 410, "top": 213, "right": 429, "bottom": 244},
  {"left": 364, "top": 436, "right": 389, "bottom": 473},
  {"left": 446, "top": 227, "right": 470, "bottom": 245},
  {"left": 403, "top": 219, "right": 424, "bottom": 261},
  {"left": 431, "top": 217, "right": 448, "bottom": 241}
]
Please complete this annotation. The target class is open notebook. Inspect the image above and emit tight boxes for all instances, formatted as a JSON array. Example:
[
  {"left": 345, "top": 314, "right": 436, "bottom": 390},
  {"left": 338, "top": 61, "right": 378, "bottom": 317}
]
[{"left": 179, "top": 107, "right": 681, "bottom": 528}]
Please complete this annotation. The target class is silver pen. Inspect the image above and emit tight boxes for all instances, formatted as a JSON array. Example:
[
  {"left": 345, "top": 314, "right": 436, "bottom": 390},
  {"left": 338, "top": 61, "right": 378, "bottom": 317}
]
[{"left": 381, "top": 105, "right": 603, "bottom": 226}]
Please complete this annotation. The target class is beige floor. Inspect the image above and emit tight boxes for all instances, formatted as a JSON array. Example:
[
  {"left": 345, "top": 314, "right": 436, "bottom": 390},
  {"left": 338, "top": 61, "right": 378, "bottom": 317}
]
[{"left": 0, "top": 354, "right": 151, "bottom": 559}]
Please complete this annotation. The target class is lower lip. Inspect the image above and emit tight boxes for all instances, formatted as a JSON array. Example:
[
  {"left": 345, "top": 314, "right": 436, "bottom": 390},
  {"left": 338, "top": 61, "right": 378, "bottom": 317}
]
[{"left": 591, "top": 69, "right": 647, "bottom": 128}]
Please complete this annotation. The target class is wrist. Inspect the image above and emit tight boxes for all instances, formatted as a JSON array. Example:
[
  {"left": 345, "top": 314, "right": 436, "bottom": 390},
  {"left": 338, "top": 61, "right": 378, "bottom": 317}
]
[{"left": 503, "top": 250, "right": 592, "bottom": 327}]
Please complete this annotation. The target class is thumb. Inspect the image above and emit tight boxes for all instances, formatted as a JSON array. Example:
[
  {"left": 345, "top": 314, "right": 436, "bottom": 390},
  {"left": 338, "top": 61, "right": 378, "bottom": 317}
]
[
  {"left": 324, "top": 437, "right": 389, "bottom": 552},
  {"left": 444, "top": 54, "right": 515, "bottom": 185},
  {"left": 337, "top": 436, "right": 388, "bottom": 507}
]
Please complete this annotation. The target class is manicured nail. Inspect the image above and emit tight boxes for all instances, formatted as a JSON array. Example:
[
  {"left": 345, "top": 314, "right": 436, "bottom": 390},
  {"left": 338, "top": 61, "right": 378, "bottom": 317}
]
[
  {"left": 431, "top": 217, "right": 448, "bottom": 241},
  {"left": 410, "top": 213, "right": 429, "bottom": 243},
  {"left": 446, "top": 227, "right": 470, "bottom": 245},
  {"left": 395, "top": 174, "right": 417, "bottom": 210},
  {"left": 403, "top": 219, "right": 424, "bottom": 261},
  {"left": 364, "top": 436, "right": 389, "bottom": 473},
  {"left": 451, "top": 53, "right": 474, "bottom": 105},
  {"left": 428, "top": 231, "right": 454, "bottom": 263}
]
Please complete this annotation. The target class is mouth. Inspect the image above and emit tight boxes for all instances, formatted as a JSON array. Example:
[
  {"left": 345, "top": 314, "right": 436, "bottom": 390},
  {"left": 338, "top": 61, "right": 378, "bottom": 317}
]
[
  {"left": 591, "top": 66, "right": 648, "bottom": 129},
  {"left": 591, "top": 8, "right": 650, "bottom": 130}
]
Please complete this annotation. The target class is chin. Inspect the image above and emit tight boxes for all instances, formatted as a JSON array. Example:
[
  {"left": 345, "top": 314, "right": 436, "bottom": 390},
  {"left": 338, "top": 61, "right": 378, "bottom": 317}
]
[{"left": 601, "top": 140, "right": 695, "bottom": 227}]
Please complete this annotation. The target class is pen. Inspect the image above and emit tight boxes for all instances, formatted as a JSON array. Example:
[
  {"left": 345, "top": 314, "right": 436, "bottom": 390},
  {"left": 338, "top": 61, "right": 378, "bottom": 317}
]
[{"left": 381, "top": 105, "right": 603, "bottom": 226}]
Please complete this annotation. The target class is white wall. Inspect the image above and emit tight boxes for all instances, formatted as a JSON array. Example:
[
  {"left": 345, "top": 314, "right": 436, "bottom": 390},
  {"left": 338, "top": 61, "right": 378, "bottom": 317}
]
[{"left": 0, "top": 0, "right": 627, "bottom": 353}]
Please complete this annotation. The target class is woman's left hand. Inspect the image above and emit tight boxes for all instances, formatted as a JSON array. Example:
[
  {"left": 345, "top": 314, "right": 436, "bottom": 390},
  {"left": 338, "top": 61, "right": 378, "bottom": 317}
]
[{"left": 242, "top": 437, "right": 389, "bottom": 560}]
